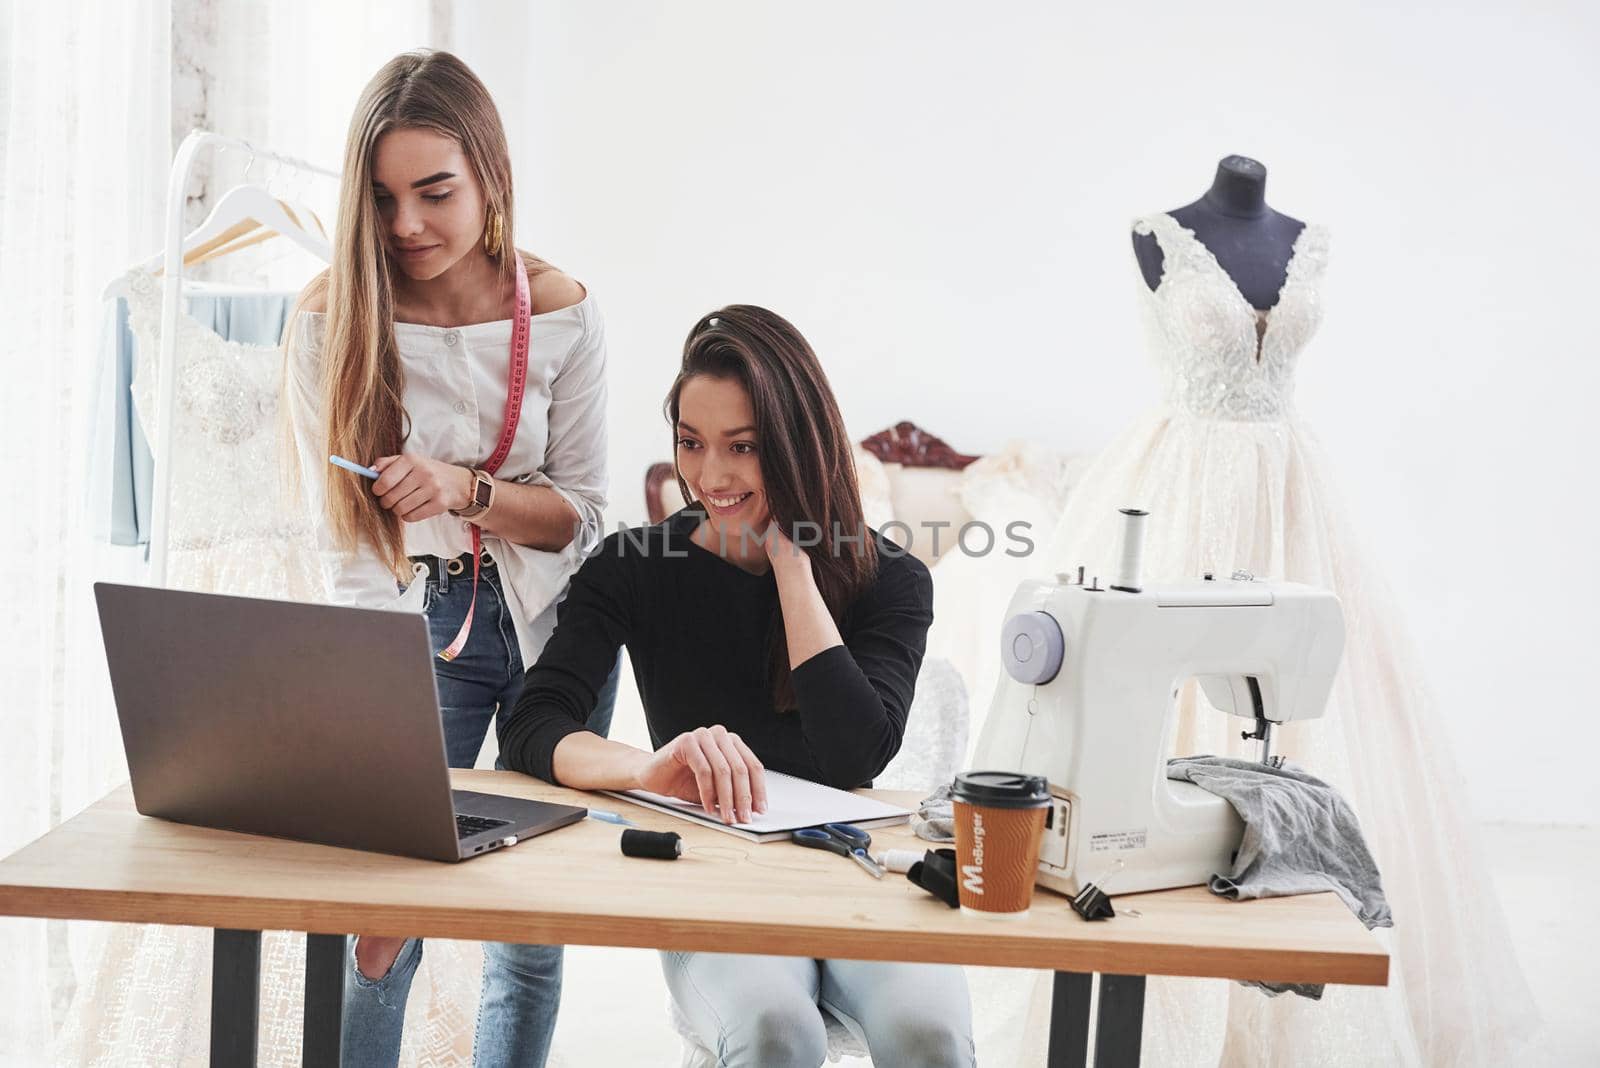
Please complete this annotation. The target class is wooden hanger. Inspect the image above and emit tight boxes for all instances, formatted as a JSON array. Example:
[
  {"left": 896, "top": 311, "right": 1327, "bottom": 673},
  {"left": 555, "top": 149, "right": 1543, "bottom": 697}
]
[{"left": 103, "top": 182, "right": 332, "bottom": 300}]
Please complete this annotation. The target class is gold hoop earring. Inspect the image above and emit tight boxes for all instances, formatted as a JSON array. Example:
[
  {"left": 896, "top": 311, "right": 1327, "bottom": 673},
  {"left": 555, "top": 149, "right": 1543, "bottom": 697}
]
[{"left": 484, "top": 211, "right": 504, "bottom": 257}]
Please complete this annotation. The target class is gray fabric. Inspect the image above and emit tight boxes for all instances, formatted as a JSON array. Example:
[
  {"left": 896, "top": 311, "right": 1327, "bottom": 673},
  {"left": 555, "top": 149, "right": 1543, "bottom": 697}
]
[
  {"left": 912, "top": 782, "right": 956, "bottom": 843},
  {"left": 1167, "top": 755, "right": 1392, "bottom": 999}
]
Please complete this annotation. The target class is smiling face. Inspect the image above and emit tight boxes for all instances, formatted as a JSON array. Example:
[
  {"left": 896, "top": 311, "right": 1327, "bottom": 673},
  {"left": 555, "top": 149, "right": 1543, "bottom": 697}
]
[
  {"left": 675, "top": 374, "right": 770, "bottom": 545},
  {"left": 369, "top": 127, "right": 491, "bottom": 281}
]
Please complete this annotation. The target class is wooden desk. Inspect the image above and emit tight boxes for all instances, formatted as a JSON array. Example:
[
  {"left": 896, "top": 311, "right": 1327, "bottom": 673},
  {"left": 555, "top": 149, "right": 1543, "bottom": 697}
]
[{"left": 0, "top": 772, "right": 1387, "bottom": 1067}]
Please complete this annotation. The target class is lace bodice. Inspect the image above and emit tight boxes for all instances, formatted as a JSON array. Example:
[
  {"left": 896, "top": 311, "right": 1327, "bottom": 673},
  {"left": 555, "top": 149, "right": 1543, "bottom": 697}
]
[
  {"left": 1133, "top": 212, "right": 1330, "bottom": 421},
  {"left": 123, "top": 267, "right": 322, "bottom": 599}
]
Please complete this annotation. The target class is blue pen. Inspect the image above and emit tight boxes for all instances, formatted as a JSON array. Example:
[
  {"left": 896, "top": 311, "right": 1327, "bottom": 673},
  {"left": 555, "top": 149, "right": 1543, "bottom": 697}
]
[
  {"left": 330, "top": 454, "right": 380, "bottom": 480},
  {"left": 587, "top": 809, "right": 635, "bottom": 827}
]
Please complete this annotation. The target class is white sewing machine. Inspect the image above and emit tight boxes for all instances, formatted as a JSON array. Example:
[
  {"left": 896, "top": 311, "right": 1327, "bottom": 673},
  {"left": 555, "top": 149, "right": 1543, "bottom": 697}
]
[{"left": 971, "top": 509, "right": 1345, "bottom": 898}]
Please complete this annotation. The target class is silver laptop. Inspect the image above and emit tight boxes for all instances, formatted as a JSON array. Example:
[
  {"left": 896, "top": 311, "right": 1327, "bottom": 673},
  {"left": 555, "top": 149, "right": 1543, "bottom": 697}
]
[{"left": 93, "top": 582, "right": 586, "bottom": 862}]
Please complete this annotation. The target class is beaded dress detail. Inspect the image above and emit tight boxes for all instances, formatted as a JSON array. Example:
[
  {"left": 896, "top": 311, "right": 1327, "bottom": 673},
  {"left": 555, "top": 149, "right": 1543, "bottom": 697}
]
[{"left": 1034, "top": 214, "right": 1538, "bottom": 1065}]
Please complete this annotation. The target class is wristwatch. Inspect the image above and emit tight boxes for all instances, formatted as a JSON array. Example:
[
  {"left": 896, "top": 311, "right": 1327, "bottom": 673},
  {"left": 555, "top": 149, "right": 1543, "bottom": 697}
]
[{"left": 449, "top": 467, "right": 495, "bottom": 520}]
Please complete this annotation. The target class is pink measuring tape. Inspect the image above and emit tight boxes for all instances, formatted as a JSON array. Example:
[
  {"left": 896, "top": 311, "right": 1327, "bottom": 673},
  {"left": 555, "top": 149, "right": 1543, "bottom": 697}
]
[{"left": 437, "top": 254, "right": 532, "bottom": 663}]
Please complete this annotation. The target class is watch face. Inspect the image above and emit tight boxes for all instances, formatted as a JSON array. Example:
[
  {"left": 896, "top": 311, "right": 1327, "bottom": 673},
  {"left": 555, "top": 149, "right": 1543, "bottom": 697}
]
[{"left": 474, "top": 476, "right": 493, "bottom": 508}]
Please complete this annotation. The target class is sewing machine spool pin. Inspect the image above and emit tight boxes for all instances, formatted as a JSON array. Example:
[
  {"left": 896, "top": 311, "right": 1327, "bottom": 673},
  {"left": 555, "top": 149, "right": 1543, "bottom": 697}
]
[{"left": 1109, "top": 508, "right": 1148, "bottom": 593}]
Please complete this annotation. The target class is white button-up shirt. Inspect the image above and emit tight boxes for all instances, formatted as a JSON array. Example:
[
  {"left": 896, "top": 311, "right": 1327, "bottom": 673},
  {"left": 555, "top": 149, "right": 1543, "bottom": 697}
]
[{"left": 285, "top": 294, "right": 608, "bottom": 666}]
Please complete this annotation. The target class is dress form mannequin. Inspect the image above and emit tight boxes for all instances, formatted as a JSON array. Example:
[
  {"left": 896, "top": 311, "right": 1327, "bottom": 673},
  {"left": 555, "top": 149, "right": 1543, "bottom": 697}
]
[
  {"left": 1133, "top": 154, "right": 1305, "bottom": 311},
  {"left": 1058, "top": 157, "right": 1543, "bottom": 1067}
]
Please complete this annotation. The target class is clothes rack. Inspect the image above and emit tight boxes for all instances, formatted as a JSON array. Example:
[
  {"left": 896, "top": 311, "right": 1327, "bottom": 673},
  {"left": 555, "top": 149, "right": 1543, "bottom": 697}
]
[{"left": 145, "top": 129, "right": 339, "bottom": 585}]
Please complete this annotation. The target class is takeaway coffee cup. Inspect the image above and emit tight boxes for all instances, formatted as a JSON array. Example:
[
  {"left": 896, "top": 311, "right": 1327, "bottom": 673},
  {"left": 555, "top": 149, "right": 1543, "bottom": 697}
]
[{"left": 951, "top": 770, "right": 1051, "bottom": 919}]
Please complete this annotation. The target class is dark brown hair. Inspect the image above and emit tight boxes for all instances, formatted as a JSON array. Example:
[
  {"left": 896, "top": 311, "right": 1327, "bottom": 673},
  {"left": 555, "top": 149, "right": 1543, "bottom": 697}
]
[{"left": 665, "top": 305, "right": 878, "bottom": 711}]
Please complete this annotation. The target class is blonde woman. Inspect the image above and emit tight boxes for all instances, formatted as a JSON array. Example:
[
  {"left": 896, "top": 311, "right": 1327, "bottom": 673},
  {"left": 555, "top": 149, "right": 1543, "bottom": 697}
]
[{"left": 284, "top": 51, "right": 617, "bottom": 1067}]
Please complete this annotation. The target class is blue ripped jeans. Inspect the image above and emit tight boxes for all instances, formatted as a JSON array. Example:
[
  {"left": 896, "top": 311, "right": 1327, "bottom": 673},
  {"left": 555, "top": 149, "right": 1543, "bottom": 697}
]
[{"left": 341, "top": 556, "right": 620, "bottom": 1068}]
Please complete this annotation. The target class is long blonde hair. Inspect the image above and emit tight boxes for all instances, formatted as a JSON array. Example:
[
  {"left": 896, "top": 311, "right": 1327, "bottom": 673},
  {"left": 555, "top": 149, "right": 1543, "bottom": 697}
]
[{"left": 286, "top": 49, "right": 547, "bottom": 577}]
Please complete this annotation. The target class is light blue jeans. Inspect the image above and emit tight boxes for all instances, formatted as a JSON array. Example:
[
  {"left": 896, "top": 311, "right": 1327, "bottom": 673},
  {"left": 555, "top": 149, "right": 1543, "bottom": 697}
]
[
  {"left": 661, "top": 952, "right": 976, "bottom": 1068},
  {"left": 341, "top": 557, "right": 620, "bottom": 1068}
]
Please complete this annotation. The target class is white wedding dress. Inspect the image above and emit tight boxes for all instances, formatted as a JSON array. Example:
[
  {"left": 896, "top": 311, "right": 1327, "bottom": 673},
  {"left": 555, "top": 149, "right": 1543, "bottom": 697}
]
[
  {"left": 1035, "top": 213, "right": 1539, "bottom": 1065},
  {"left": 54, "top": 268, "right": 481, "bottom": 1067}
]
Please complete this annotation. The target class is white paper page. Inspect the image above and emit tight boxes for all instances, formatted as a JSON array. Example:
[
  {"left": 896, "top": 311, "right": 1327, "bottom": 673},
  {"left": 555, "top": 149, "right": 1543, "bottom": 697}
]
[{"left": 610, "top": 770, "right": 910, "bottom": 834}]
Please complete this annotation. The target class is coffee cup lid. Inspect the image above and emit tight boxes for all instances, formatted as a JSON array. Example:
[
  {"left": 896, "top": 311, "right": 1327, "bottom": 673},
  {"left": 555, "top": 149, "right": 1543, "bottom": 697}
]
[{"left": 951, "top": 770, "right": 1051, "bottom": 808}]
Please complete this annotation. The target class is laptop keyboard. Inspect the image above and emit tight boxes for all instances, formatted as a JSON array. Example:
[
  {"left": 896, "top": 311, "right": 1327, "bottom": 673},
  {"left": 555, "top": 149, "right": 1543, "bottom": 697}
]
[{"left": 456, "top": 813, "right": 512, "bottom": 839}]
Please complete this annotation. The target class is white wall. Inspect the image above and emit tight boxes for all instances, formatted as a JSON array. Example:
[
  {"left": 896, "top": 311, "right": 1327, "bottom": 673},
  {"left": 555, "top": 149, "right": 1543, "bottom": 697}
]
[{"left": 455, "top": 1, "right": 1600, "bottom": 825}]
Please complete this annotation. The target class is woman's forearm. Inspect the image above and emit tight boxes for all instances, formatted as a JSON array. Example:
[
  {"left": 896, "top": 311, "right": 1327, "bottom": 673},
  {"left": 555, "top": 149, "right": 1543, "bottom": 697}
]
[
  {"left": 471, "top": 476, "right": 583, "bottom": 552},
  {"left": 773, "top": 556, "right": 844, "bottom": 667},
  {"left": 550, "top": 730, "right": 651, "bottom": 790}
]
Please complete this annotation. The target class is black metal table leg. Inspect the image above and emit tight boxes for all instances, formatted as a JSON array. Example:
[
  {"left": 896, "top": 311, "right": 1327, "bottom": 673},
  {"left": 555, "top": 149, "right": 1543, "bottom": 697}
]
[
  {"left": 212, "top": 928, "right": 261, "bottom": 1068},
  {"left": 1093, "top": 973, "right": 1146, "bottom": 1068},
  {"left": 303, "top": 934, "right": 347, "bottom": 1067},
  {"left": 1047, "top": 970, "right": 1093, "bottom": 1068}
]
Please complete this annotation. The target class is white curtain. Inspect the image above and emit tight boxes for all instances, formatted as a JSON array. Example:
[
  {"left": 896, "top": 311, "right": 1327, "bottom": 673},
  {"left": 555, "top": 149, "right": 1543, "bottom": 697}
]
[
  {"left": 0, "top": 4, "right": 438, "bottom": 1063},
  {"left": 0, "top": 4, "right": 172, "bottom": 1061}
]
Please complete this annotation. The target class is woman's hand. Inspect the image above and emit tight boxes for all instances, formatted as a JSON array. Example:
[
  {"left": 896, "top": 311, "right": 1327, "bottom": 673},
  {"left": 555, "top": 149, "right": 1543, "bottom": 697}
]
[
  {"left": 761, "top": 520, "right": 813, "bottom": 577},
  {"left": 371, "top": 454, "right": 475, "bottom": 523},
  {"left": 636, "top": 726, "right": 768, "bottom": 824}
]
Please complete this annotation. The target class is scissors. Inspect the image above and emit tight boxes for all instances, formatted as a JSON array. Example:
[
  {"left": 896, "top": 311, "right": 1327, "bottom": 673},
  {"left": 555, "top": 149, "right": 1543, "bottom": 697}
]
[{"left": 792, "top": 823, "right": 884, "bottom": 879}]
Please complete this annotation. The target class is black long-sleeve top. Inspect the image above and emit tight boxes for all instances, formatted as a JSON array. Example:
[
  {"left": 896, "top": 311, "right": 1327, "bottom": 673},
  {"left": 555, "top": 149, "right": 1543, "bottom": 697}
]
[{"left": 498, "top": 508, "right": 934, "bottom": 790}]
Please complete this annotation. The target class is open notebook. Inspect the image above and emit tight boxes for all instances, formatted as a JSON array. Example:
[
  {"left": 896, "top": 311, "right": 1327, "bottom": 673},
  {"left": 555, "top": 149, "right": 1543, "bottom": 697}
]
[{"left": 604, "top": 770, "right": 912, "bottom": 843}]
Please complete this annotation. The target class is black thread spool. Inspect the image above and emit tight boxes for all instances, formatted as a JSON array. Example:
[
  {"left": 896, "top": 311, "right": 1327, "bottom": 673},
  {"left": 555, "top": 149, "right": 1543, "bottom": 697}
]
[{"left": 620, "top": 829, "right": 682, "bottom": 860}]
